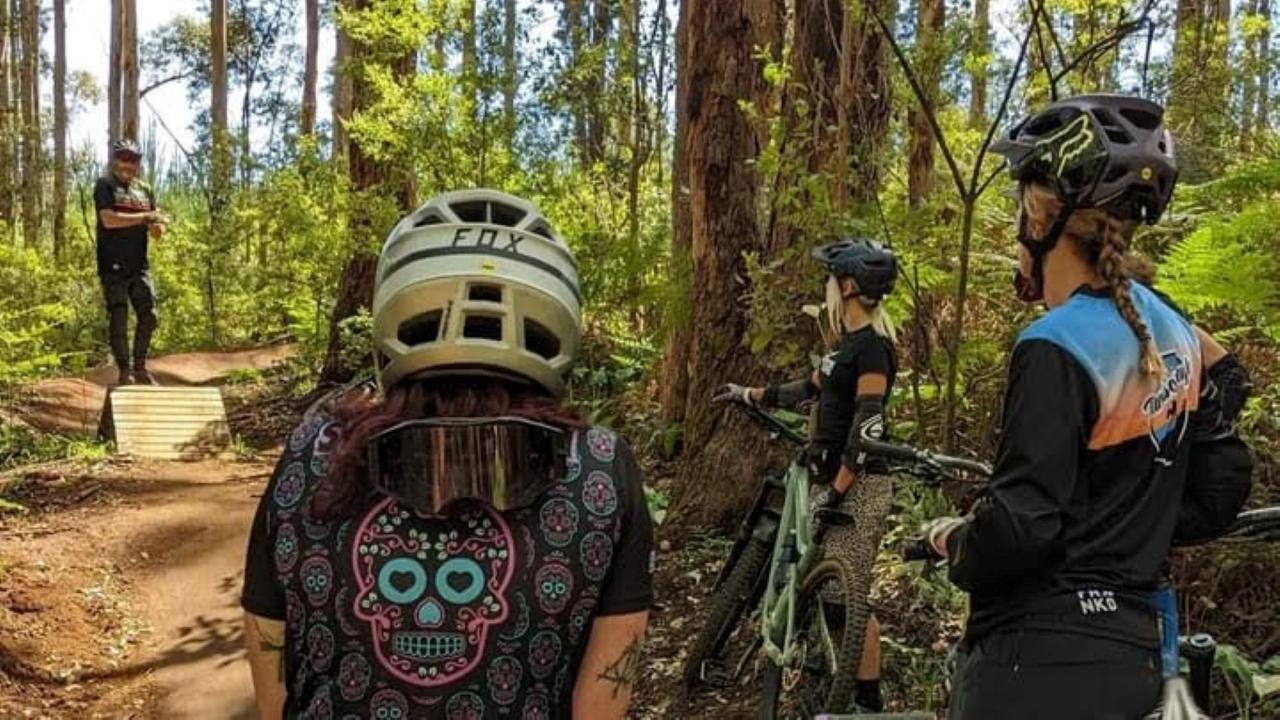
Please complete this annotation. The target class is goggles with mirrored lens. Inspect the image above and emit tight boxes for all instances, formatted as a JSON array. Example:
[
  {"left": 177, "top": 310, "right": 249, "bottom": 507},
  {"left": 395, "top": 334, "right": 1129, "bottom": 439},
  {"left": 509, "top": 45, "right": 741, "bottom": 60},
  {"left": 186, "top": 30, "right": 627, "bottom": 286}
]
[{"left": 367, "top": 416, "right": 569, "bottom": 514}]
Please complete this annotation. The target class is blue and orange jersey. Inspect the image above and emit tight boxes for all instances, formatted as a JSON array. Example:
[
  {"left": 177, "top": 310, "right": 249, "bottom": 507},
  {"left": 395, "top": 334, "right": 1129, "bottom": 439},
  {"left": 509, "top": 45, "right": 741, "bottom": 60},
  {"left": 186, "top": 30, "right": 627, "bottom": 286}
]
[
  {"left": 947, "top": 282, "right": 1206, "bottom": 645},
  {"left": 1020, "top": 282, "right": 1201, "bottom": 455}
]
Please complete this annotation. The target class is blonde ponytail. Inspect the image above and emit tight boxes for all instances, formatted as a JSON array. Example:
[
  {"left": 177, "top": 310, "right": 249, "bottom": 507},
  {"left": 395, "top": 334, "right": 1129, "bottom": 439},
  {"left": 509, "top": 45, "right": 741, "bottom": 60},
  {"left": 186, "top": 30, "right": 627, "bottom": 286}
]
[
  {"left": 824, "top": 275, "right": 897, "bottom": 343},
  {"left": 867, "top": 303, "right": 897, "bottom": 344},
  {"left": 1024, "top": 183, "right": 1162, "bottom": 379}
]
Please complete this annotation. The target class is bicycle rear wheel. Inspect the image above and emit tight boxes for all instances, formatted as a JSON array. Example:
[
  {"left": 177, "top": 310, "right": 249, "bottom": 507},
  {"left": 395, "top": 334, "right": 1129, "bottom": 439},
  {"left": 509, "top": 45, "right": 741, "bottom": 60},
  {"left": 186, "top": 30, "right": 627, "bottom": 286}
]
[{"left": 681, "top": 535, "right": 772, "bottom": 692}]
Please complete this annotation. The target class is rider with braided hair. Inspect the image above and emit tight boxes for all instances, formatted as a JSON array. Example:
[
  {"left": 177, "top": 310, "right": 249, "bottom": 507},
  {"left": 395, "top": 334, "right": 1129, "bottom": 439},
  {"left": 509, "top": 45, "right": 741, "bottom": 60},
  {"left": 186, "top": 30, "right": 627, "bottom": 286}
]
[{"left": 924, "top": 96, "right": 1254, "bottom": 719}]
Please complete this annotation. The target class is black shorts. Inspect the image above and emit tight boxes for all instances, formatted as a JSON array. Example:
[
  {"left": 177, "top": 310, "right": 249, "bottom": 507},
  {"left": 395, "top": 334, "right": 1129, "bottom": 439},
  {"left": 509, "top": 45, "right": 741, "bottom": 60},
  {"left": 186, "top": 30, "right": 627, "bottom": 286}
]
[{"left": 949, "top": 629, "right": 1162, "bottom": 720}]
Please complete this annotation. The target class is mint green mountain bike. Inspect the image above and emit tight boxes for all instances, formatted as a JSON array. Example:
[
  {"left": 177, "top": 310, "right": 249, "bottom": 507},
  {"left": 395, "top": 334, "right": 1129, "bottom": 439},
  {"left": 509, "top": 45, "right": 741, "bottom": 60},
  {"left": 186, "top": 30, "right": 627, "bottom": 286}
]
[{"left": 682, "top": 403, "right": 987, "bottom": 718}]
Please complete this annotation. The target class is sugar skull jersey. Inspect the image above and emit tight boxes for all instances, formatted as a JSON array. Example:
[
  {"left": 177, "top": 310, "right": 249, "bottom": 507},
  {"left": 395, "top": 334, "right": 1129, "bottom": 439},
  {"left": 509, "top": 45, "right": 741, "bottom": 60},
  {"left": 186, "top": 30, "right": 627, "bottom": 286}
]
[{"left": 242, "top": 417, "right": 655, "bottom": 719}]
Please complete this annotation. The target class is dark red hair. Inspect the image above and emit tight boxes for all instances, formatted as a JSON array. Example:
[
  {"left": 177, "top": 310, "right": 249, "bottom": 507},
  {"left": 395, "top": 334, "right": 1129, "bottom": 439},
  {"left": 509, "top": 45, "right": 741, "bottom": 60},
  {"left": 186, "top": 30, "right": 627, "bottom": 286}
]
[{"left": 308, "top": 378, "right": 586, "bottom": 521}]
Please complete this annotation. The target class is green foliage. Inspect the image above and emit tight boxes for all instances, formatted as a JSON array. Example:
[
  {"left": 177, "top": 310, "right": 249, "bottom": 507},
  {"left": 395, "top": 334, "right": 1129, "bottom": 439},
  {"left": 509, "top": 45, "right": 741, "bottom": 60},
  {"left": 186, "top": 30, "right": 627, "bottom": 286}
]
[
  {"left": 0, "top": 422, "right": 110, "bottom": 473},
  {"left": 1161, "top": 164, "right": 1280, "bottom": 339},
  {"left": 1215, "top": 644, "right": 1280, "bottom": 719},
  {"left": 644, "top": 485, "right": 669, "bottom": 526}
]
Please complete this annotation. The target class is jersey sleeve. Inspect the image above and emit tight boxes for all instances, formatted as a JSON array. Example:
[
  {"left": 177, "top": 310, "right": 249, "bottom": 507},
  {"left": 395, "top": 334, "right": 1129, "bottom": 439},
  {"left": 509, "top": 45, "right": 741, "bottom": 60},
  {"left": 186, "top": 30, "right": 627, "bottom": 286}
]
[
  {"left": 946, "top": 339, "right": 1099, "bottom": 593},
  {"left": 93, "top": 178, "right": 114, "bottom": 212},
  {"left": 595, "top": 437, "right": 655, "bottom": 616},
  {"left": 856, "top": 337, "right": 893, "bottom": 379},
  {"left": 241, "top": 452, "right": 289, "bottom": 619}
]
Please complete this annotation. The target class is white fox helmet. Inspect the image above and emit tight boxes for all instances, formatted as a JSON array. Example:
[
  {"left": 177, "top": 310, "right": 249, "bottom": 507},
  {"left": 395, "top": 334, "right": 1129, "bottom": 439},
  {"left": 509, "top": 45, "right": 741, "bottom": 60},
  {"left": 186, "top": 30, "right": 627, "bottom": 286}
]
[{"left": 372, "top": 189, "right": 582, "bottom": 396}]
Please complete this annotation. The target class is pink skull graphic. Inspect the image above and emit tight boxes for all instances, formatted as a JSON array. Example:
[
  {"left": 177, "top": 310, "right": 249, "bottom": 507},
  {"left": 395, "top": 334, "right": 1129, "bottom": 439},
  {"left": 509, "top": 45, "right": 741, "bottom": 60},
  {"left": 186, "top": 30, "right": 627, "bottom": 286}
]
[{"left": 352, "top": 498, "right": 514, "bottom": 687}]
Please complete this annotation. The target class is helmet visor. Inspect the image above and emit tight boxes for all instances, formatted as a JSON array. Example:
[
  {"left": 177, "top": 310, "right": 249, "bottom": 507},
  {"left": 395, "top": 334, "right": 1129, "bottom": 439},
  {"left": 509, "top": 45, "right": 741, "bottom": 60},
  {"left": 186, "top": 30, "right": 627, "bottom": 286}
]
[{"left": 367, "top": 417, "right": 568, "bottom": 514}]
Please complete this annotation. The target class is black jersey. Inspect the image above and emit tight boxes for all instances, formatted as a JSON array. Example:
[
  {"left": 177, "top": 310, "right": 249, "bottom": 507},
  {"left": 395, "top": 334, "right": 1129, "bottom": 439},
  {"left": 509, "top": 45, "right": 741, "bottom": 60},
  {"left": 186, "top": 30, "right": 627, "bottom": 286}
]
[
  {"left": 809, "top": 326, "right": 898, "bottom": 479},
  {"left": 93, "top": 174, "right": 155, "bottom": 278}
]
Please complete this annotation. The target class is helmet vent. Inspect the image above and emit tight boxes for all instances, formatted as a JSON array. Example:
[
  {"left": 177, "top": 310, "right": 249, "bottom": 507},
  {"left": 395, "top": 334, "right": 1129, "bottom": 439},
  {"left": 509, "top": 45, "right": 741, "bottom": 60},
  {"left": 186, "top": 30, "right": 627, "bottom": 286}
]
[
  {"left": 413, "top": 212, "right": 444, "bottom": 228},
  {"left": 1119, "top": 107, "right": 1160, "bottom": 130},
  {"left": 1091, "top": 109, "right": 1132, "bottom": 144},
  {"left": 528, "top": 220, "right": 555, "bottom": 241},
  {"left": 463, "top": 315, "right": 503, "bottom": 341},
  {"left": 469, "top": 284, "right": 503, "bottom": 303},
  {"left": 450, "top": 199, "right": 526, "bottom": 227},
  {"left": 524, "top": 319, "right": 561, "bottom": 360},
  {"left": 398, "top": 310, "right": 444, "bottom": 346}
]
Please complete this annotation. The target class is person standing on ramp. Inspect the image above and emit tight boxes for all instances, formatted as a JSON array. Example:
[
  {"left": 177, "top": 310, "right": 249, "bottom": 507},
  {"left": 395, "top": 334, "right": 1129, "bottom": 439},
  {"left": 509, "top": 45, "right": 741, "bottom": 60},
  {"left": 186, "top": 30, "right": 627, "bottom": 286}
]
[{"left": 95, "top": 139, "right": 167, "bottom": 386}]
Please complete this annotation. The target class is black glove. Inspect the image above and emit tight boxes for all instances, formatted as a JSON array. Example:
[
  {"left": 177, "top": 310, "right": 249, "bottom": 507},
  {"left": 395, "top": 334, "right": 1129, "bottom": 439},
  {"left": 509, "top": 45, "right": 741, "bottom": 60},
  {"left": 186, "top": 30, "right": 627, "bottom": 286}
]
[{"left": 812, "top": 485, "right": 853, "bottom": 529}]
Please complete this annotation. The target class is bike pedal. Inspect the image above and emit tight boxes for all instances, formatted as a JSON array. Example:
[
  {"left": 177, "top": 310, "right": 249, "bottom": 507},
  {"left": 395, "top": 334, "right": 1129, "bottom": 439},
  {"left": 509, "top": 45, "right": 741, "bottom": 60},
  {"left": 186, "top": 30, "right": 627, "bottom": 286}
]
[{"left": 698, "top": 661, "right": 734, "bottom": 688}]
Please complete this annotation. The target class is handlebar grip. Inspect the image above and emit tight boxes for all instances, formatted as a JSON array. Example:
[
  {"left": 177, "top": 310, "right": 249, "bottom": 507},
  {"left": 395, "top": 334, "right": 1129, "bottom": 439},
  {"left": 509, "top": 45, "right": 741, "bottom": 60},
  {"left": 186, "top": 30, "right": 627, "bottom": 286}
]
[
  {"left": 861, "top": 439, "right": 922, "bottom": 463},
  {"left": 901, "top": 537, "right": 943, "bottom": 562}
]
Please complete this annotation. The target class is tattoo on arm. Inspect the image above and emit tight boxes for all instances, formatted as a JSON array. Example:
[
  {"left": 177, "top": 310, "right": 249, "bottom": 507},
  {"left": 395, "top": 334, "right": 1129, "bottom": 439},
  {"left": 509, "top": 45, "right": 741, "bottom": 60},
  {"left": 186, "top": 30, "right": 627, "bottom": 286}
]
[
  {"left": 252, "top": 616, "right": 287, "bottom": 682},
  {"left": 596, "top": 635, "right": 643, "bottom": 699}
]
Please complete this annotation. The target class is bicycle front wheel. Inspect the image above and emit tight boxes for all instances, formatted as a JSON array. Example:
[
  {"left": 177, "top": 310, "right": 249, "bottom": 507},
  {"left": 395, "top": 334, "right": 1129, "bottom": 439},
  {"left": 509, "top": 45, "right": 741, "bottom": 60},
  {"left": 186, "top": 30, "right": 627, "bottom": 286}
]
[{"left": 681, "top": 535, "right": 772, "bottom": 692}]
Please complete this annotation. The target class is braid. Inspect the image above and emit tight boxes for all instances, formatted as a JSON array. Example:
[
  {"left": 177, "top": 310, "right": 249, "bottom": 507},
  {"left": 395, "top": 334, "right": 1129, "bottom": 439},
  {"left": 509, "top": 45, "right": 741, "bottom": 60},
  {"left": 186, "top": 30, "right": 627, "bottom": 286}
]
[{"left": 1096, "top": 217, "right": 1163, "bottom": 378}]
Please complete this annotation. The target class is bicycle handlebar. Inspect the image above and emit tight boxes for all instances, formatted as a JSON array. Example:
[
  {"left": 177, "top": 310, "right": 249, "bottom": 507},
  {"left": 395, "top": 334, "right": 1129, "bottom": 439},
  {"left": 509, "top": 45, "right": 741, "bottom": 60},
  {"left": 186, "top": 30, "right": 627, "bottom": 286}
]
[
  {"left": 901, "top": 504, "right": 1280, "bottom": 562},
  {"left": 1222, "top": 505, "right": 1280, "bottom": 542},
  {"left": 736, "top": 403, "right": 807, "bottom": 447}
]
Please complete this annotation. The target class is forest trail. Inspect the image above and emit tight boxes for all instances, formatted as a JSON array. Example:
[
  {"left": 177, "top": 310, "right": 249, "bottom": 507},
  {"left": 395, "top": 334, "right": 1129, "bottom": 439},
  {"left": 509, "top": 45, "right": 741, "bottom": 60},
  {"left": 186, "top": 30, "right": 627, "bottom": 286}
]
[
  {"left": 0, "top": 348, "right": 296, "bottom": 718},
  {"left": 0, "top": 456, "right": 271, "bottom": 719}
]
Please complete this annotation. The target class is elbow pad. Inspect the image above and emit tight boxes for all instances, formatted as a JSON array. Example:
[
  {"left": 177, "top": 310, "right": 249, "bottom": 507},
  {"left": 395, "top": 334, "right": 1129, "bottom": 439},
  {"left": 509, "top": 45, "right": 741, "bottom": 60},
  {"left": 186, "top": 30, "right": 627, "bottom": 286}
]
[
  {"left": 1195, "top": 354, "right": 1252, "bottom": 441},
  {"left": 763, "top": 378, "right": 818, "bottom": 408},
  {"left": 841, "top": 395, "right": 886, "bottom": 471}
]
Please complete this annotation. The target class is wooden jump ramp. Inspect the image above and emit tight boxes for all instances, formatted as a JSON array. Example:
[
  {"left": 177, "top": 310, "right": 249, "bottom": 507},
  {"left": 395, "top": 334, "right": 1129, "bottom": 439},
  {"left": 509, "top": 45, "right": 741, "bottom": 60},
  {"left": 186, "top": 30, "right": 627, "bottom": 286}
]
[{"left": 102, "top": 386, "right": 232, "bottom": 460}]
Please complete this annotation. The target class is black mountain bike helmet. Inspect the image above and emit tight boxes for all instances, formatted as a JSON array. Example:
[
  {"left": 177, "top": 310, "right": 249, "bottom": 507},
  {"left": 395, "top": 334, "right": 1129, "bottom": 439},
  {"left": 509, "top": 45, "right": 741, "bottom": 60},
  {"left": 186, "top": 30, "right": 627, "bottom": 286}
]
[
  {"left": 992, "top": 94, "right": 1177, "bottom": 224},
  {"left": 993, "top": 95, "right": 1176, "bottom": 301},
  {"left": 812, "top": 238, "right": 897, "bottom": 301},
  {"left": 112, "top": 138, "right": 142, "bottom": 159}
]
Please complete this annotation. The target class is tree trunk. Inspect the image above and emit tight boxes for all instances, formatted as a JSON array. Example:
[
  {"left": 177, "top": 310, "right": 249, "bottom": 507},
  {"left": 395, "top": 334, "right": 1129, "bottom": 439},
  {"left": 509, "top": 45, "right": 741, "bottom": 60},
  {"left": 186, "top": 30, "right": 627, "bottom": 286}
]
[
  {"left": 322, "top": 0, "right": 419, "bottom": 385},
  {"left": 584, "top": 0, "right": 611, "bottom": 164},
  {"left": 211, "top": 0, "right": 229, "bottom": 211},
  {"left": 1242, "top": 0, "right": 1259, "bottom": 152},
  {"left": 108, "top": 0, "right": 121, "bottom": 146},
  {"left": 502, "top": 0, "right": 517, "bottom": 143},
  {"left": 53, "top": 0, "right": 66, "bottom": 259},
  {"left": 907, "top": 0, "right": 943, "bottom": 207},
  {"left": 1258, "top": 0, "right": 1272, "bottom": 139},
  {"left": 462, "top": 0, "right": 477, "bottom": 107},
  {"left": 671, "top": 0, "right": 783, "bottom": 526},
  {"left": 121, "top": 0, "right": 139, "bottom": 140},
  {"left": 0, "top": 0, "right": 13, "bottom": 227},
  {"left": 18, "top": 0, "right": 38, "bottom": 249},
  {"left": 969, "top": 0, "right": 988, "bottom": 128},
  {"left": 659, "top": 0, "right": 691, "bottom": 426},
  {"left": 835, "top": 0, "right": 894, "bottom": 207},
  {"left": 301, "top": 0, "right": 319, "bottom": 136},
  {"left": 332, "top": 13, "right": 352, "bottom": 161},
  {"left": 562, "top": 0, "right": 588, "bottom": 161}
]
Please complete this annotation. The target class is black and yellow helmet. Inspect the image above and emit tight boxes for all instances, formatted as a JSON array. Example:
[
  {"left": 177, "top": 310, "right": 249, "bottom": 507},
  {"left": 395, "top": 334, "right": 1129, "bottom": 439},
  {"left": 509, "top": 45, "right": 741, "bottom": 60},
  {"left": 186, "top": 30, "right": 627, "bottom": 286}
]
[{"left": 992, "top": 94, "right": 1177, "bottom": 224}]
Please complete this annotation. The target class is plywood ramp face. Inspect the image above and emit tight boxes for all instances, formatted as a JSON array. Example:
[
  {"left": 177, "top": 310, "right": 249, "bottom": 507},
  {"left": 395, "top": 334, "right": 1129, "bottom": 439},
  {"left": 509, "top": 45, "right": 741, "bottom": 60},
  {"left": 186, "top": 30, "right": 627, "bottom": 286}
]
[{"left": 107, "top": 386, "right": 232, "bottom": 460}]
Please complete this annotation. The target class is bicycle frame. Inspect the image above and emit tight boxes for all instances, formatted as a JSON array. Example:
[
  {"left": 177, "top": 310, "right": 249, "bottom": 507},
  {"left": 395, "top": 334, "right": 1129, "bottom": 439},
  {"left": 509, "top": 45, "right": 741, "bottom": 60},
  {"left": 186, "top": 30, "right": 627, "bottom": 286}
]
[{"left": 759, "top": 459, "right": 821, "bottom": 668}]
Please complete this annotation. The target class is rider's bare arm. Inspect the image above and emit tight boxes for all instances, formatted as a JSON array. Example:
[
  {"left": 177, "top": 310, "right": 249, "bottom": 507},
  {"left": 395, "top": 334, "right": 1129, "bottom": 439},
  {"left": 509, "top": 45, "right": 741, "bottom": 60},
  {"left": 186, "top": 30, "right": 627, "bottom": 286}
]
[
  {"left": 572, "top": 611, "right": 649, "bottom": 719},
  {"left": 243, "top": 611, "right": 287, "bottom": 720}
]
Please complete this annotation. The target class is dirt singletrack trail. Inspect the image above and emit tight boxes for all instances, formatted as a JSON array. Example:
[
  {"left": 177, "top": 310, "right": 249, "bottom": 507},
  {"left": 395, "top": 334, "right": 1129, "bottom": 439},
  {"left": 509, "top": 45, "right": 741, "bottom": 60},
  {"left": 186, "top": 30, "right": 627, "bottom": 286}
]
[
  {"left": 0, "top": 347, "right": 303, "bottom": 719},
  {"left": 0, "top": 457, "right": 274, "bottom": 719}
]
